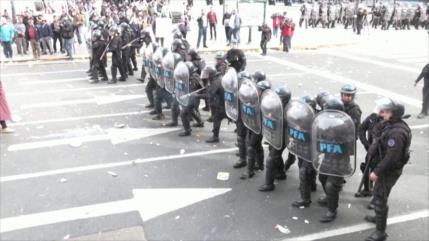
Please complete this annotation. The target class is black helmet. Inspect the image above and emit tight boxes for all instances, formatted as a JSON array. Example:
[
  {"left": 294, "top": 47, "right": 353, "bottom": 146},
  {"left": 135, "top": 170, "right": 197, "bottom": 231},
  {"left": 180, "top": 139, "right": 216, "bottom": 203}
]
[
  {"left": 275, "top": 86, "right": 292, "bottom": 106},
  {"left": 256, "top": 80, "right": 272, "bottom": 93},
  {"left": 340, "top": 84, "right": 357, "bottom": 96},
  {"left": 252, "top": 71, "right": 266, "bottom": 83},
  {"left": 316, "top": 91, "right": 330, "bottom": 108},
  {"left": 201, "top": 65, "right": 217, "bottom": 80},
  {"left": 215, "top": 51, "right": 225, "bottom": 60},
  {"left": 225, "top": 48, "right": 247, "bottom": 72},
  {"left": 187, "top": 48, "right": 200, "bottom": 61},
  {"left": 92, "top": 29, "right": 102, "bottom": 40},
  {"left": 173, "top": 52, "right": 183, "bottom": 66},
  {"left": 300, "top": 95, "right": 316, "bottom": 110},
  {"left": 120, "top": 22, "right": 129, "bottom": 32},
  {"left": 185, "top": 61, "right": 197, "bottom": 74},
  {"left": 109, "top": 25, "right": 120, "bottom": 35},
  {"left": 172, "top": 29, "right": 183, "bottom": 39},
  {"left": 171, "top": 39, "right": 185, "bottom": 52},
  {"left": 98, "top": 20, "right": 105, "bottom": 28},
  {"left": 375, "top": 97, "right": 405, "bottom": 120},
  {"left": 238, "top": 71, "right": 251, "bottom": 81},
  {"left": 323, "top": 95, "right": 344, "bottom": 111}
]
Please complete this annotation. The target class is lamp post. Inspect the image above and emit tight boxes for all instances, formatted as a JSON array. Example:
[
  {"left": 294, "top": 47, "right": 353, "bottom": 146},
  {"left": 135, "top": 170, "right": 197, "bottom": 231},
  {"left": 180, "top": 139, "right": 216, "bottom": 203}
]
[{"left": 10, "top": 0, "right": 17, "bottom": 24}]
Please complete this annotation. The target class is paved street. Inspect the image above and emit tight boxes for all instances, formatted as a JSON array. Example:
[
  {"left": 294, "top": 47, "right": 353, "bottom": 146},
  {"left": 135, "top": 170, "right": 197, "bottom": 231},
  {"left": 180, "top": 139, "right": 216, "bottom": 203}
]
[{"left": 1, "top": 35, "right": 428, "bottom": 241}]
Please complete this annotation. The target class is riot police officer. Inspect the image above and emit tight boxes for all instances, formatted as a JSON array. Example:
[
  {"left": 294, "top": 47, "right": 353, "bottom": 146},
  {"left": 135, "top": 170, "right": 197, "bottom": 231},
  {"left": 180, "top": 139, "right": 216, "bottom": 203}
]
[
  {"left": 414, "top": 63, "right": 429, "bottom": 119},
  {"left": 215, "top": 52, "right": 227, "bottom": 76},
  {"left": 178, "top": 62, "right": 205, "bottom": 136},
  {"left": 258, "top": 86, "right": 291, "bottom": 192},
  {"left": 137, "top": 30, "right": 152, "bottom": 83},
  {"left": 356, "top": 112, "right": 384, "bottom": 198},
  {"left": 291, "top": 96, "right": 319, "bottom": 206},
  {"left": 341, "top": 84, "right": 362, "bottom": 131},
  {"left": 199, "top": 66, "right": 227, "bottom": 143},
  {"left": 223, "top": 48, "right": 248, "bottom": 169},
  {"left": 108, "top": 26, "right": 126, "bottom": 84},
  {"left": 317, "top": 96, "right": 348, "bottom": 222},
  {"left": 365, "top": 98, "right": 411, "bottom": 241},
  {"left": 163, "top": 52, "right": 183, "bottom": 127},
  {"left": 172, "top": 39, "right": 187, "bottom": 62},
  {"left": 120, "top": 22, "right": 133, "bottom": 78},
  {"left": 152, "top": 47, "right": 171, "bottom": 120},
  {"left": 239, "top": 79, "right": 271, "bottom": 179},
  {"left": 89, "top": 30, "right": 108, "bottom": 83}
]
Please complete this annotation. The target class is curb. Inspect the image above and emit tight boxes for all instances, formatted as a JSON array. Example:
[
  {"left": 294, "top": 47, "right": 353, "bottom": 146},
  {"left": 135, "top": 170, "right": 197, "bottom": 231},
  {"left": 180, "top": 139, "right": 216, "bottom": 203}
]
[{"left": 0, "top": 42, "right": 356, "bottom": 64}]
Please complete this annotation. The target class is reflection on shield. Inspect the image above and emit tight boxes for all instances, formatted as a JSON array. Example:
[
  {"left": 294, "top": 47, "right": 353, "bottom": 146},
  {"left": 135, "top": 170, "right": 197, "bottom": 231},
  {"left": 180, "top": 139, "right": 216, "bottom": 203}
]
[
  {"left": 261, "top": 89, "right": 284, "bottom": 150},
  {"left": 285, "top": 100, "right": 315, "bottom": 162},
  {"left": 162, "top": 52, "right": 176, "bottom": 94},
  {"left": 143, "top": 43, "right": 153, "bottom": 74},
  {"left": 239, "top": 79, "right": 261, "bottom": 134},
  {"left": 312, "top": 110, "right": 356, "bottom": 177},
  {"left": 221, "top": 68, "right": 239, "bottom": 121},
  {"left": 153, "top": 48, "right": 165, "bottom": 88},
  {"left": 174, "top": 62, "right": 190, "bottom": 106}
]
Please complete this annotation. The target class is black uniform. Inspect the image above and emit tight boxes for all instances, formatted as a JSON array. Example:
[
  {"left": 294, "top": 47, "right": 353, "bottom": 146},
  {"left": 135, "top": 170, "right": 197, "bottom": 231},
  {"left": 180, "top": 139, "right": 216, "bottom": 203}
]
[
  {"left": 90, "top": 39, "right": 108, "bottom": 82},
  {"left": 121, "top": 30, "right": 133, "bottom": 77},
  {"left": 108, "top": 35, "right": 126, "bottom": 83},
  {"left": 179, "top": 72, "right": 204, "bottom": 135},
  {"left": 344, "top": 101, "right": 362, "bottom": 131},
  {"left": 415, "top": 64, "right": 429, "bottom": 117},
  {"left": 206, "top": 74, "right": 226, "bottom": 138},
  {"left": 367, "top": 119, "right": 411, "bottom": 241},
  {"left": 357, "top": 113, "right": 384, "bottom": 195},
  {"left": 241, "top": 130, "right": 264, "bottom": 179},
  {"left": 259, "top": 24, "right": 271, "bottom": 55},
  {"left": 215, "top": 61, "right": 227, "bottom": 76}
]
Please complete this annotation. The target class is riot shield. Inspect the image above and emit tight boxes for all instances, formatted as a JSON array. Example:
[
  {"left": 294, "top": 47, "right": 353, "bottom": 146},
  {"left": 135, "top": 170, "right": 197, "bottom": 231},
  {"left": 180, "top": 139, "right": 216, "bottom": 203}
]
[
  {"left": 162, "top": 52, "right": 176, "bottom": 94},
  {"left": 174, "top": 62, "right": 190, "bottom": 106},
  {"left": 239, "top": 79, "right": 261, "bottom": 134},
  {"left": 221, "top": 68, "right": 239, "bottom": 121},
  {"left": 311, "top": 110, "right": 356, "bottom": 177},
  {"left": 153, "top": 48, "right": 164, "bottom": 87},
  {"left": 285, "top": 100, "right": 315, "bottom": 162},
  {"left": 143, "top": 43, "right": 153, "bottom": 75},
  {"left": 261, "top": 89, "right": 284, "bottom": 150}
]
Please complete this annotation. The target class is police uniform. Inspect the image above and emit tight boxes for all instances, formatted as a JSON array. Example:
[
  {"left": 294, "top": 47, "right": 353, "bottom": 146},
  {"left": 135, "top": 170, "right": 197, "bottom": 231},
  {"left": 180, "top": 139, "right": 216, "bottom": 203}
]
[
  {"left": 365, "top": 119, "right": 411, "bottom": 241},
  {"left": 415, "top": 63, "right": 429, "bottom": 118},
  {"left": 108, "top": 33, "right": 126, "bottom": 84}
]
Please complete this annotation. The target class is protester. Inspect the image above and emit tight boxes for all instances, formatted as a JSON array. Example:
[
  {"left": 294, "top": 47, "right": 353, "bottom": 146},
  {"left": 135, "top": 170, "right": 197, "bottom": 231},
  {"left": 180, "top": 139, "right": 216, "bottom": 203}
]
[
  {"left": 0, "top": 17, "right": 14, "bottom": 59},
  {"left": 0, "top": 81, "right": 13, "bottom": 134}
]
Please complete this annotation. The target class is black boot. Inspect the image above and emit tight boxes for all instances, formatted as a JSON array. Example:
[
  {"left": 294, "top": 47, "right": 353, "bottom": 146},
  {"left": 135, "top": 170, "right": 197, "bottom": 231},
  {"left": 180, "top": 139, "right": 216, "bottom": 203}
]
[
  {"left": 178, "top": 130, "right": 191, "bottom": 136},
  {"left": 152, "top": 114, "right": 165, "bottom": 120},
  {"left": 366, "top": 208, "right": 388, "bottom": 241},
  {"left": 258, "top": 184, "right": 275, "bottom": 192},
  {"left": 206, "top": 136, "right": 219, "bottom": 143},
  {"left": 292, "top": 200, "right": 312, "bottom": 208},
  {"left": 233, "top": 159, "right": 247, "bottom": 168},
  {"left": 365, "top": 215, "right": 376, "bottom": 223},
  {"left": 319, "top": 210, "right": 337, "bottom": 223},
  {"left": 192, "top": 122, "right": 204, "bottom": 128},
  {"left": 149, "top": 110, "right": 157, "bottom": 115},
  {"left": 108, "top": 67, "right": 117, "bottom": 84},
  {"left": 165, "top": 121, "right": 178, "bottom": 127}
]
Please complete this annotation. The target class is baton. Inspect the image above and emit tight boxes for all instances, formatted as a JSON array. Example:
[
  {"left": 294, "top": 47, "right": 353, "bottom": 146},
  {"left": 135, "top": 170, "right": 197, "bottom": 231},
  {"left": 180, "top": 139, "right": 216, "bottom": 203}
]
[
  {"left": 178, "top": 87, "right": 207, "bottom": 101},
  {"left": 99, "top": 38, "right": 112, "bottom": 61},
  {"left": 356, "top": 155, "right": 371, "bottom": 194},
  {"left": 121, "top": 38, "right": 139, "bottom": 49}
]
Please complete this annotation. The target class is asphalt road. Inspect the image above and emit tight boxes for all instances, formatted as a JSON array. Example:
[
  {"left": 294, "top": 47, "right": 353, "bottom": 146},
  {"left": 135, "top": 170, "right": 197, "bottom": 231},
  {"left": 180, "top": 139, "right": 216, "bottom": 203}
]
[{"left": 1, "top": 44, "right": 428, "bottom": 241}]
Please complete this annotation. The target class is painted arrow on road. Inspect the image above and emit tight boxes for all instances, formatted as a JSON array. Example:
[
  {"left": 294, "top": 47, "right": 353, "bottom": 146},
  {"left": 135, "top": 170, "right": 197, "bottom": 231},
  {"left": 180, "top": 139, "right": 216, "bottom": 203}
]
[
  {"left": 20, "top": 94, "right": 146, "bottom": 109},
  {"left": 0, "top": 188, "right": 231, "bottom": 233},
  {"left": 8, "top": 127, "right": 180, "bottom": 151}
]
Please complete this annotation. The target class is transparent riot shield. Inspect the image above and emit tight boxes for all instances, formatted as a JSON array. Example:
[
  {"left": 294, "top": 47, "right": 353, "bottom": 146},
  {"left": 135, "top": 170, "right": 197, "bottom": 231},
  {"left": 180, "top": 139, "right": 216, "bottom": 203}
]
[
  {"left": 162, "top": 51, "right": 176, "bottom": 94},
  {"left": 239, "top": 79, "right": 261, "bottom": 134},
  {"left": 261, "top": 89, "right": 284, "bottom": 150},
  {"left": 153, "top": 48, "right": 164, "bottom": 87},
  {"left": 174, "top": 62, "right": 190, "bottom": 106},
  {"left": 285, "top": 100, "right": 315, "bottom": 162},
  {"left": 143, "top": 43, "right": 153, "bottom": 75},
  {"left": 221, "top": 68, "right": 239, "bottom": 121},
  {"left": 312, "top": 110, "right": 356, "bottom": 177}
]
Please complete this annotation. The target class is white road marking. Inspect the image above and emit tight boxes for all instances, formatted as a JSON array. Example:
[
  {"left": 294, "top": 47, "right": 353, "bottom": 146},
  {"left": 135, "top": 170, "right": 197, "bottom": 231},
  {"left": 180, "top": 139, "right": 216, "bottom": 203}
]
[
  {"left": 8, "top": 84, "right": 144, "bottom": 96},
  {"left": 397, "top": 57, "right": 428, "bottom": 64},
  {"left": 282, "top": 209, "right": 429, "bottom": 241},
  {"left": 270, "top": 72, "right": 306, "bottom": 77},
  {"left": 0, "top": 148, "right": 237, "bottom": 182},
  {"left": 410, "top": 124, "right": 429, "bottom": 130},
  {"left": 20, "top": 94, "right": 146, "bottom": 109},
  {"left": 20, "top": 77, "right": 90, "bottom": 85},
  {"left": 7, "top": 127, "right": 179, "bottom": 151},
  {"left": 0, "top": 188, "right": 231, "bottom": 233},
  {"left": 319, "top": 50, "right": 421, "bottom": 74},
  {"left": 1, "top": 68, "right": 87, "bottom": 77},
  {"left": 253, "top": 54, "right": 421, "bottom": 107},
  {"left": 9, "top": 111, "right": 148, "bottom": 126}
]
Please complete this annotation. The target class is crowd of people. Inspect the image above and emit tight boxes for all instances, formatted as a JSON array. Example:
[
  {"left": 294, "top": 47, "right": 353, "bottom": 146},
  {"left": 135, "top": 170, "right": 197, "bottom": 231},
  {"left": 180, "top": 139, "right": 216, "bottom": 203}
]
[{"left": 295, "top": 1, "right": 429, "bottom": 34}]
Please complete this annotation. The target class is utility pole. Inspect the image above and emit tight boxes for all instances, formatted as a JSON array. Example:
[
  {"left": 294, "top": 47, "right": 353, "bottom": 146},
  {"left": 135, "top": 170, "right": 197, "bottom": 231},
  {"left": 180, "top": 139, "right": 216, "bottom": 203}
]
[{"left": 10, "top": 0, "right": 17, "bottom": 24}]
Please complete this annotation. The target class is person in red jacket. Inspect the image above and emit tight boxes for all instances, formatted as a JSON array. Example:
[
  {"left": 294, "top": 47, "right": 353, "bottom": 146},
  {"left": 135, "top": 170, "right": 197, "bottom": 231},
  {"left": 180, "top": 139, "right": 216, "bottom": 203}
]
[
  {"left": 280, "top": 17, "right": 295, "bottom": 52},
  {"left": 207, "top": 7, "right": 217, "bottom": 40}
]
